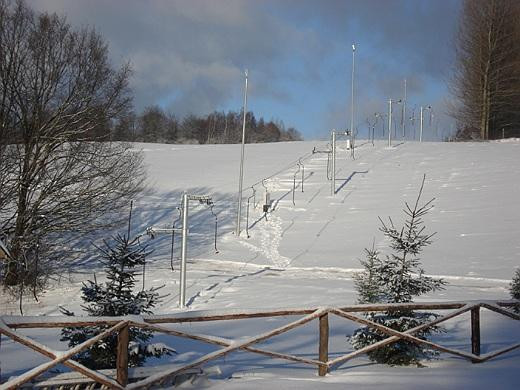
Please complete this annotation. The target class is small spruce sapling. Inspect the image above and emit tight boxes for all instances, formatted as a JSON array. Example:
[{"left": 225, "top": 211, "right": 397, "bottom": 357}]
[
  {"left": 349, "top": 175, "right": 446, "bottom": 366},
  {"left": 60, "top": 234, "right": 174, "bottom": 369},
  {"left": 353, "top": 242, "right": 383, "bottom": 304}
]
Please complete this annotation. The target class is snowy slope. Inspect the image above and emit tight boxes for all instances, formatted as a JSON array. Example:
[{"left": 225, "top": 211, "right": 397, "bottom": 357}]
[
  {"left": 138, "top": 140, "right": 520, "bottom": 279},
  {"left": 1, "top": 139, "right": 519, "bottom": 388}
]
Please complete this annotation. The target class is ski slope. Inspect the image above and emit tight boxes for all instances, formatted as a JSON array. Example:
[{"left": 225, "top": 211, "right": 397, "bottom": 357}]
[{"left": 1, "top": 139, "right": 519, "bottom": 388}]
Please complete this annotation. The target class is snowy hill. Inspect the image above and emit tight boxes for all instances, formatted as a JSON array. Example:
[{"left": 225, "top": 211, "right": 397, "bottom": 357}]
[
  {"left": 2, "top": 139, "right": 519, "bottom": 388},
  {"left": 128, "top": 139, "right": 518, "bottom": 312}
]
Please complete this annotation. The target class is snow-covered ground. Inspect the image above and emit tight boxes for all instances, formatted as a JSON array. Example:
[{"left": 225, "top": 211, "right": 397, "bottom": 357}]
[{"left": 1, "top": 140, "right": 519, "bottom": 388}]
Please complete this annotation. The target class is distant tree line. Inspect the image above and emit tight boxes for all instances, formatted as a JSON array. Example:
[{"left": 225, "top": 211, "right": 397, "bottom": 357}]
[
  {"left": 451, "top": 0, "right": 520, "bottom": 140},
  {"left": 112, "top": 106, "right": 303, "bottom": 144}
]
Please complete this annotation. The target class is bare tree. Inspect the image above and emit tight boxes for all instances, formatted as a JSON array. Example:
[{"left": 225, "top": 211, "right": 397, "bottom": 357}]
[
  {"left": 450, "top": 0, "right": 520, "bottom": 140},
  {"left": 0, "top": 0, "right": 145, "bottom": 291}
]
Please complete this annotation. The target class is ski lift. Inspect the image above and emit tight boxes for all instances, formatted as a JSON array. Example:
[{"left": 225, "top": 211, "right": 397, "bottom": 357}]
[
  {"left": 170, "top": 206, "right": 182, "bottom": 271},
  {"left": 261, "top": 179, "right": 271, "bottom": 214},
  {"left": 299, "top": 158, "right": 305, "bottom": 193},
  {"left": 245, "top": 186, "right": 256, "bottom": 238},
  {"left": 292, "top": 163, "right": 301, "bottom": 206},
  {"left": 344, "top": 130, "right": 352, "bottom": 151},
  {"left": 326, "top": 148, "right": 332, "bottom": 180},
  {"left": 207, "top": 201, "right": 219, "bottom": 254}
]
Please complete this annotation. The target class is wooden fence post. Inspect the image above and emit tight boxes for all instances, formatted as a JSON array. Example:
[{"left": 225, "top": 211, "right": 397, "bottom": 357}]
[
  {"left": 318, "top": 313, "right": 329, "bottom": 376},
  {"left": 471, "top": 306, "right": 480, "bottom": 361},
  {"left": 117, "top": 323, "right": 129, "bottom": 386}
]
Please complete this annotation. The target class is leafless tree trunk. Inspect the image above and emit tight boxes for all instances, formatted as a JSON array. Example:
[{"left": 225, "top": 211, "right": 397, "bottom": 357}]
[
  {"left": 0, "top": 0, "right": 145, "bottom": 291},
  {"left": 450, "top": 0, "right": 520, "bottom": 140}
]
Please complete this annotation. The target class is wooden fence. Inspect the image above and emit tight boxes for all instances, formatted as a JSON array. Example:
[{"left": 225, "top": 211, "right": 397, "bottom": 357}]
[{"left": 1, "top": 300, "right": 519, "bottom": 389}]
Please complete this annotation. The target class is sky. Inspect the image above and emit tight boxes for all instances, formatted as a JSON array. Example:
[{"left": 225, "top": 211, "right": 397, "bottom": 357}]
[{"left": 27, "top": 0, "right": 461, "bottom": 140}]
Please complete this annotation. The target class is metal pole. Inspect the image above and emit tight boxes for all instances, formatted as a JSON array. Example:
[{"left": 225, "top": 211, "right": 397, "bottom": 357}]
[
  {"left": 331, "top": 131, "right": 336, "bottom": 196},
  {"left": 350, "top": 44, "right": 355, "bottom": 158},
  {"left": 388, "top": 100, "right": 392, "bottom": 147},
  {"left": 403, "top": 78, "right": 406, "bottom": 138},
  {"left": 420, "top": 105, "right": 424, "bottom": 143},
  {"left": 235, "top": 70, "right": 249, "bottom": 237},
  {"left": 350, "top": 45, "right": 355, "bottom": 134},
  {"left": 300, "top": 160, "right": 304, "bottom": 192},
  {"left": 179, "top": 193, "right": 188, "bottom": 308}
]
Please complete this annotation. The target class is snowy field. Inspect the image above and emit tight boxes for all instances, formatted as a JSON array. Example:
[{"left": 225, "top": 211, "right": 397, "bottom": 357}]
[{"left": 1, "top": 139, "right": 520, "bottom": 388}]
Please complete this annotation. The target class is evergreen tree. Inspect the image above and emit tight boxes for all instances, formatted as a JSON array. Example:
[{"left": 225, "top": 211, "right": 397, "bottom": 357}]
[
  {"left": 60, "top": 234, "right": 173, "bottom": 369},
  {"left": 349, "top": 175, "right": 446, "bottom": 366},
  {"left": 353, "top": 243, "right": 383, "bottom": 304}
]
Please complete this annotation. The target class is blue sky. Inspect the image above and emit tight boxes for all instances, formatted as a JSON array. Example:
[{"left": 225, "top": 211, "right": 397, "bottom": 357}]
[{"left": 29, "top": 0, "right": 461, "bottom": 140}]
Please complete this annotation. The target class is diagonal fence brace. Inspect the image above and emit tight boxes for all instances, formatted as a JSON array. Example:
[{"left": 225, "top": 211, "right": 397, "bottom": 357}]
[{"left": 0, "top": 319, "right": 127, "bottom": 389}]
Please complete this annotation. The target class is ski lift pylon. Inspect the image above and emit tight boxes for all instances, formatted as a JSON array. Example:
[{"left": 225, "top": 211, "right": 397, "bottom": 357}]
[{"left": 261, "top": 179, "right": 271, "bottom": 213}]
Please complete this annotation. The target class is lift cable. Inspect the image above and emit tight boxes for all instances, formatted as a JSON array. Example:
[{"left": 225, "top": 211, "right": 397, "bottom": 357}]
[
  {"left": 245, "top": 186, "right": 256, "bottom": 238},
  {"left": 208, "top": 201, "right": 219, "bottom": 253},
  {"left": 292, "top": 163, "right": 301, "bottom": 206},
  {"left": 170, "top": 205, "right": 182, "bottom": 271}
]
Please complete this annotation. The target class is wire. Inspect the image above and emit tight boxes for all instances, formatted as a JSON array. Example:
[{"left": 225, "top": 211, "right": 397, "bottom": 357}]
[
  {"left": 136, "top": 234, "right": 147, "bottom": 291},
  {"left": 208, "top": 202, "right": 219, "bottom": 253},
  {"left": 292, "top": 163, "right": 301, "bottom": 206},
  {"left": 245, "top": 190, "right": 256, "bottom": 238},
  {"left": 170, "top": 206, "right": 182, "bottom": 271},
  {"left": 327, "top": 151, "right": 332, "bottom": 180},
  {"left": 247, "top": 148, "right": 318, "bottom": 190}
]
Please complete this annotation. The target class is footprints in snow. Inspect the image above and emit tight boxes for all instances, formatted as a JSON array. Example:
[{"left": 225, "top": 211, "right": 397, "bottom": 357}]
[{"left": 238, "top": 212, "right": 291, "bottom": 268}]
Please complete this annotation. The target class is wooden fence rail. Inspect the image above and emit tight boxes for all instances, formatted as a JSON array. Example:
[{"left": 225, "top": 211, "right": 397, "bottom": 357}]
[{"left": 1, "top": 300, "right": 518, "bottom": 389}]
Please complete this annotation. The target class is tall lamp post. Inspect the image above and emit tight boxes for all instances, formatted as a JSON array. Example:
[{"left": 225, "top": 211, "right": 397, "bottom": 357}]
[
  {"left": 419, "top": 105, "right": 432, "bottom": 142},
  {"left": 375, "top": 112, "right": 385, "bottom": 137},
  {"left": 402, "top": 78, "right": 407, "bottom": 138},
  {"left": 236, "top": 70, "right": 249, "bottom": 236},
  {"left": 350, "top": 44, "right": 355, "bottom": 157},
  {"left": 388, "top": 99, "right": 401, "bottom": 147}
]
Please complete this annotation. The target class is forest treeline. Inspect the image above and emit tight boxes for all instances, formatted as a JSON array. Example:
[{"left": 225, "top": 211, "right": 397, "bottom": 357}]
[{"left": 112, "top": 107, "right": 303, "bottom": 144}]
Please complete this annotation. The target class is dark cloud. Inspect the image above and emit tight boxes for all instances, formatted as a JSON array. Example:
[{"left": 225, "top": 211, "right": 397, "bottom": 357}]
[{"left": 27, "top": 0, "right": 460, "bottom": 137}]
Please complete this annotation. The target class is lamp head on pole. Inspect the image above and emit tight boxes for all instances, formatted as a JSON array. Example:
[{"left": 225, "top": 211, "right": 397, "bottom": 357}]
[{"left": 352, "top": 44, "right": 356, "bottom": 52}]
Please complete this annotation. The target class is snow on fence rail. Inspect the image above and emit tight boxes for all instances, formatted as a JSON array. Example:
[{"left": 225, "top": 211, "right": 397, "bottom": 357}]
[{"left": 1, "top": 300, "right": 519, "bottom": 389}]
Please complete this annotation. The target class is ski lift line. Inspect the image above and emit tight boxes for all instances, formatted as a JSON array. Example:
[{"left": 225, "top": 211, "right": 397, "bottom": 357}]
[
  {"left": 127, "top": 197, "right": 231, "bottom": 208},
  {"left": 208, "top": 202, "right": 219, "bottom": 254},
  {"left": 135, "top": 193, "right": 219, "bottom": 309},
  {"left": 133, "top": 203, "right": 231, "bottom": 212},
  {"left": 171, "top": 207, "right": 182, "bottom": 272},
  {"left": 178, "top": 193, "right": 218, "bottom": 308},
  {"left": 251, "top": 186, "right": 257, "bottom": 209},
  {"left": 135, "top": 234, "right": 148, "bottom": 291},
  {"left": 299, "top": 159, "right": 305, "bottom": 193},
  {"left": 292, "top": 163, "right": 301, "bottom": 206},
  {"left": 326, "top": 151, "right": 331, "bottom": 180},
  {"left": 246, "top": 149, "right": 316, "bottom": 191},
  {"left": 245, "top": 191, "right": 255, "bottom": 238},
  {"left": 146, "top": 227, "right": 212, "bottom": 237}
]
